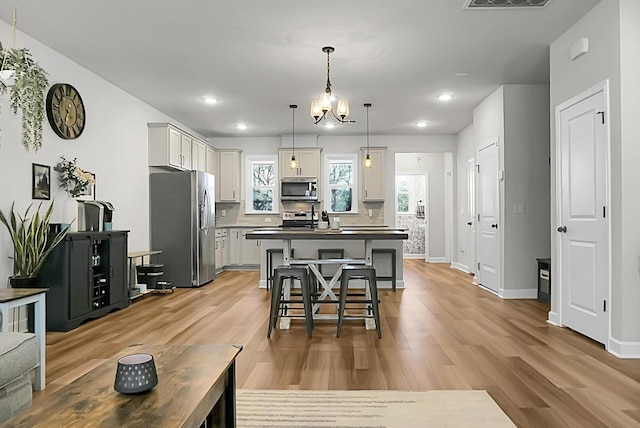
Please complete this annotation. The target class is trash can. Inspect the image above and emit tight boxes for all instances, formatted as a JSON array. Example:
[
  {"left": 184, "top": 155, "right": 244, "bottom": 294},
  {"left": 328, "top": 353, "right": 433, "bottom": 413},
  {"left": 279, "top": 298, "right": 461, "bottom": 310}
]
[
  {"left": 537, "top": 258, "right": 551, "bottom": 304},
  {"left": 136, "top": 264, "right": 164, "bottom": 289}
]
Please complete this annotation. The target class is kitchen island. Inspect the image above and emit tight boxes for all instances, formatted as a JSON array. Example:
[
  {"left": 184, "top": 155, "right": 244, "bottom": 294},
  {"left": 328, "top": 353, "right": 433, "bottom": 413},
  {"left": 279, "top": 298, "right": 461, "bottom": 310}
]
[{"left": 245, "top": 228, "right": 408, "bottom": 289}]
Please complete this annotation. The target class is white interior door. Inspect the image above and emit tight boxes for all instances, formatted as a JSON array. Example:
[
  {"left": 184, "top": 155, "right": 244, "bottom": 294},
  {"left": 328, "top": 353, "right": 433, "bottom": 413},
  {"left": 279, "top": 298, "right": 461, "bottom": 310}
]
[
  {"left": 467, "top": 158, "right": 476, "bottom": 273},
  {"left": 477, "top": 141, "right": 500, "bottom": 293},
  {"left": 557, "top": 85, "right": 609, "bottom": 345}
]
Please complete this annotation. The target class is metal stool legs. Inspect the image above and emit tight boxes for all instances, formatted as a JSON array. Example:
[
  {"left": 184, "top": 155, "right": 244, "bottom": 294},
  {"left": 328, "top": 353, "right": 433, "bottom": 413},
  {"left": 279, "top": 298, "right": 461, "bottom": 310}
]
[
  {"left": 268, "top": 266, "right": 314, "bottom": 338},
  {"left": 336, "top": 265, "right": 381, "bottom": 338}
]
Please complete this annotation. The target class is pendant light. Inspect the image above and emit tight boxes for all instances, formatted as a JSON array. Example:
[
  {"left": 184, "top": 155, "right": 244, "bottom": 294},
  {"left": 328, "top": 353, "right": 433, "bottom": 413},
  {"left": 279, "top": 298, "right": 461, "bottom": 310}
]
[
  {"left": 363, "top": 103, "right": 373, "bottom": 168},
  {"left": 289, "top": 105, "right": 299, "bottom": 169}
]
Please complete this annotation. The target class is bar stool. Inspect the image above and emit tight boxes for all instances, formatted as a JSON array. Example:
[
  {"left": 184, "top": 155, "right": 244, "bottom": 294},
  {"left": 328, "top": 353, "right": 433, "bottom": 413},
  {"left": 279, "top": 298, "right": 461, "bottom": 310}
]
[
  {"left": 336, "top": 265, "right": 381, "bottom": 338},
  {"left": 372, "top": 248, "right": 397, "bottom": 292},
  {"left": 268, "top": 265, "right": 314, "bottom": 338},
  {"left": 265, "top": 248, "right": 294, "bottom": 290}
]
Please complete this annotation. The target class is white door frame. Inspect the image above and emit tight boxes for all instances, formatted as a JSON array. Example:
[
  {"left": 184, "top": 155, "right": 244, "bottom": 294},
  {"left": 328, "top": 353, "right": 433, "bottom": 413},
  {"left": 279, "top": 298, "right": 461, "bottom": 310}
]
[{"left": 554, "top": 80, "right": 612, "bottom": 348}]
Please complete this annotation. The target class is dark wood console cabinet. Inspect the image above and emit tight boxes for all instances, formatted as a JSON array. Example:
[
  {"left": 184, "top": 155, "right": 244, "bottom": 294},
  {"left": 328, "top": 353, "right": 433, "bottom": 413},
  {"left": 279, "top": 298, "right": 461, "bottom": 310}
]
[{"left": 38, "top": 231, "right": 130, "bottom": 331}]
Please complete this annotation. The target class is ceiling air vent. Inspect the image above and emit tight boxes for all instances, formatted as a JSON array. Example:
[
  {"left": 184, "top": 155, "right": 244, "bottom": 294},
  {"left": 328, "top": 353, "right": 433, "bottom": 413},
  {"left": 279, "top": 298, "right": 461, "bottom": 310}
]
[{"left": 464, "top": 0, "right": 550, "bottom": 8}]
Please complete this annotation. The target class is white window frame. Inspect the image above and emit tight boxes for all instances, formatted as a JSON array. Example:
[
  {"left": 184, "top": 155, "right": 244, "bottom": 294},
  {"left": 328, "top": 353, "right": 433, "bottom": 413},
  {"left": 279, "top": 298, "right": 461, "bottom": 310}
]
[
  {"left": 245, "top": 155, "right": 278, "bottom": 214},
  {"left": 323, "top": 153, "right": 358, "bottom": 214}
]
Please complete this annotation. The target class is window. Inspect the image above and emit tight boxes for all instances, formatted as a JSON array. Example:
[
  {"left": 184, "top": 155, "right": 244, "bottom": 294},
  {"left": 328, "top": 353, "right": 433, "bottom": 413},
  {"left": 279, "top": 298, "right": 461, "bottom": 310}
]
[
  {"left": 395, "top": 174, "right": 426, "bottom": 216},
  {"left": 324, "top": 154, "right": 358, "bottom": 213},
  {"left": 245, "top": 156, "right": 277, "bottom": 214}
]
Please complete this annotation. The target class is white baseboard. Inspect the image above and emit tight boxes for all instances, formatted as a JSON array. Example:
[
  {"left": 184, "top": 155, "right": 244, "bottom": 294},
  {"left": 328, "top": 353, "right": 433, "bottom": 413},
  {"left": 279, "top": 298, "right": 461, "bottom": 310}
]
[
  {"left": 499, "top": 287, "right": 538, "bottom": 299},
  {"left": 547, "top": 311, "right": 560, "bottom": 326},
  {"left": 402, "top": 254, "right": 424, "bottom": 259},
  {"left": 426, "top": 257, "right": 449, "bottom": 263},
  {"left": 450, "top": 262, "right": 471, "bottom": 273},
  {"left": 608, "top": 338, "right": 640, "bottom": 358}
]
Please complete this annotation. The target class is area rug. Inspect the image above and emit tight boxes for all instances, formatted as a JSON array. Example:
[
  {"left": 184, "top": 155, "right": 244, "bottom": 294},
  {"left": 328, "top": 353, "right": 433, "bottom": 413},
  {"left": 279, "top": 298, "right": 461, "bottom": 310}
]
[{"left": 236, "top": 389, "right": 516, "bottom": 427}]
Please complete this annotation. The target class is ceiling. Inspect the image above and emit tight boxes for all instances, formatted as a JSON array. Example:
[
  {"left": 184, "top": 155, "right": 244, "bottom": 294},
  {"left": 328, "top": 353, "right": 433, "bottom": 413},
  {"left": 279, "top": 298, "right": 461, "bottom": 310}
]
[{"left": 0, "top": 0, "right": 600, "bottom": 139}]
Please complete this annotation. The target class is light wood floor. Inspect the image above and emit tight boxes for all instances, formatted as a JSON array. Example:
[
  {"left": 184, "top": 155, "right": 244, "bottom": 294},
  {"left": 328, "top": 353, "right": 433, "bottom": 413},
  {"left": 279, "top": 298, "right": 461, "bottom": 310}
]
[{"left": 35, "top": 260, "right": 640, "bottom": 427}]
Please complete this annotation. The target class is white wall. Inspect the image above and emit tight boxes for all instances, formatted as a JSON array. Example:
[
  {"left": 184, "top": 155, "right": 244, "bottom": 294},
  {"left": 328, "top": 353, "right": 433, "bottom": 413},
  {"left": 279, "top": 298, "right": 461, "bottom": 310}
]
[
  {"left": 210, "top": 134, "right": 457, "bottom": 229},
  {"left": 503, "top": 85, "right": 550, "bottom": 292},
  {"left": 0, "top": 21, "right": 193, "bottom": 285}
]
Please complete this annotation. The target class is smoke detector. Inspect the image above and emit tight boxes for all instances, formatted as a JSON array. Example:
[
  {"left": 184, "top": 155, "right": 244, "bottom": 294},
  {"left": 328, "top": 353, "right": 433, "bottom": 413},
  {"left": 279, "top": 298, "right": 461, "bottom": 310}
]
[{"left": 464, "top": 0, "right": 550, "bottom": 8}]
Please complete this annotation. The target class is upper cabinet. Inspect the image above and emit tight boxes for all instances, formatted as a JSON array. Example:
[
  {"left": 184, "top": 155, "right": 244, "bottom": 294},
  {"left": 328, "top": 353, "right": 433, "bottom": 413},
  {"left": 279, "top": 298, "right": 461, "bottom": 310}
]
[
  {"left": 361, "top": 147, "right": 386, "bottom": 201},
  {"left": 192, "top": 139, "right": 207, "bottom": 172},
  {"left": 278, "top": 147, "right": 322, "bottom": 179},
  {"left": 149, "top": 123, "right": 210, "bottom": 171},
  {"left": 218, "top": 149, "right": 242, "bottom": 202},
  {"left": 206, "top": 146, "right": 218, "bottom": 177}
]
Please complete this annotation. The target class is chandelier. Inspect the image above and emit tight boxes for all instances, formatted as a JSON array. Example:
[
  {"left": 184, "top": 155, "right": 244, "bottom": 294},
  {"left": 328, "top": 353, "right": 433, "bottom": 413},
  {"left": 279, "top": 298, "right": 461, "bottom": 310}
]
[{"left": 309, "top": 46, "right": 354, "bottom": 125}]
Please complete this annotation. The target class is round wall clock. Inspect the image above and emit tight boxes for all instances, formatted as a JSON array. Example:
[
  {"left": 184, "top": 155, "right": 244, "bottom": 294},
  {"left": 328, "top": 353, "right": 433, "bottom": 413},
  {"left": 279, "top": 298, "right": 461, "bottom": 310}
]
[{"left": 46, "top": 83, "right": 86, "bottom": 139}]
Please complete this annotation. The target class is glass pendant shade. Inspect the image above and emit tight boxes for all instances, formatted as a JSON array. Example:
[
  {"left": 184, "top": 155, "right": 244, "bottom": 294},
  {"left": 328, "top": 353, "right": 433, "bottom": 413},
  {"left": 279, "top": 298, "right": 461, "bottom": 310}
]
[
  {"left": 310, "top": 100, "right": 322, "bottom": 118},
  {"left": 289, "top": 154, "right": 298, "bottom": 169},
  {"left": 320, "top": 92, "right": 332, "bottom": 112},
  {"left": 336, "top": 99, "right": 350, "bottom": 118}
]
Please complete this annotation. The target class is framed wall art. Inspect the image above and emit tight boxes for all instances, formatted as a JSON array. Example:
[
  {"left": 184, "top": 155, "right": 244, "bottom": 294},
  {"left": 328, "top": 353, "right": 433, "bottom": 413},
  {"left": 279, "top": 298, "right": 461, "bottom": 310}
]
[{"left": 32, "top": 163, "right": 51, "bottom": 200}]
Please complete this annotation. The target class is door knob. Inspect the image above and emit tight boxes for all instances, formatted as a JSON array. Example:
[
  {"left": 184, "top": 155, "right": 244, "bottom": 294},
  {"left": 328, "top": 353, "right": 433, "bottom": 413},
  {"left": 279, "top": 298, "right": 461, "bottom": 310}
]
[
  {"left": 491, "top": 224, "right": 498, "bottom": 229},
  {"left": 557, "top": 225, "right": 567, "bottom": 233}
]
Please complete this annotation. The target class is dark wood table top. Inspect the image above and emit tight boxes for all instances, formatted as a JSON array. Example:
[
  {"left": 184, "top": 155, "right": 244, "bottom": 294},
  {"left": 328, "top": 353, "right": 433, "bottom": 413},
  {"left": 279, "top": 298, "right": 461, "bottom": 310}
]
[
  {"left": 0, "top": 288, "right": 48, "bottom": 303},
  {"left": 246, "top": 229, "right": 408, "bottom": 240},
  {"left": 5, "top": 343, "right": 241, "bottom": 428}
]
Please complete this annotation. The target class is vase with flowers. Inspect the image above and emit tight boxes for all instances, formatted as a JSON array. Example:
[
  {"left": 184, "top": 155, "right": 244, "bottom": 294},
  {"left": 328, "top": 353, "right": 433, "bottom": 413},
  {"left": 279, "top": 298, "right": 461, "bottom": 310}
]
[{"left": 54, "top": 156, "right": 95, "bottom": 198}]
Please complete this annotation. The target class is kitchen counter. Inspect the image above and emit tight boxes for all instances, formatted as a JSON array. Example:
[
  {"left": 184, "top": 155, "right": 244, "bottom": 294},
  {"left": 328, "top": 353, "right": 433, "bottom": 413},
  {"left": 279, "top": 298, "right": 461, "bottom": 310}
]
[
  {"left": 246, "top": 228, "right": 408, "bottom": 240},
  {"left": 245, "top": 228, "right": 408, "bottom": 290}
]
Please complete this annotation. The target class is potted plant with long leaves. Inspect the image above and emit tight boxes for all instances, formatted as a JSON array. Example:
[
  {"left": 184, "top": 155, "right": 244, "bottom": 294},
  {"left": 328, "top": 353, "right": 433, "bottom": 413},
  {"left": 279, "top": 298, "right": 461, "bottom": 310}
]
[
  {"left": 0, "top": 202, "right": 69, "bottom": 286},
  {"left": 0, "top": 42, "right": 49, "bottom": 152}
]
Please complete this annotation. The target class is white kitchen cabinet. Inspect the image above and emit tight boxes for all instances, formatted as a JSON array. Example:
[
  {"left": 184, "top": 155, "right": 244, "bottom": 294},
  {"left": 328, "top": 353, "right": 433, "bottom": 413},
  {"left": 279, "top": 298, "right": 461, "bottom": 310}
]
[
  {"left": 218, "top": 150, "right": 242, "bottom": 202},
  {"left": 361, "top": 147, "right": 386, "bottom": 201},
  {"left": 214, "top": 229, "right": 223, "bottom": 272},
  {"left": 206, "top": 146, "right": 218, "bottom": 177},
  {"left": 241, "top": 229, "right": 260, "bottom": 265},
  {"left": 192, "top": 139, "right": 207, "bottom": 172},
  {"left": 228, "top": 228, "right": 259, "bottom": 266},
  {"left": 278, "top": 147, "right": 322, "bottom": 179},
  {"left": 148, "top": 123, "right": 194, "bottom": 170},
  {"left": 220, "top": 228, "right": 229, "bottom": 267},
  {"left": 228, "top": 228, "right": 242, "bottom": 265}
]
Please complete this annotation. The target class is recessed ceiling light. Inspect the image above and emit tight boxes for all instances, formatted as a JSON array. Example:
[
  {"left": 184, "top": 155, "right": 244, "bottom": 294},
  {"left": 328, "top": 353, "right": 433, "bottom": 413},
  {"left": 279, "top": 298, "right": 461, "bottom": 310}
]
[
  {"left": 456, "top": 72, "right": 469, "bottom": 77},
  {"left": 324, "top": 123, "right": 335, "bottom": 129},
  {"left": 203, "top": 96, "right": 218, "bottom": 105},
  {"left": 416, "top": 121, "right": 428, "bottom": 128},
  {"left": 236, "top": 123, "right": 248, "bottom": 130},
  {"left": 438, "top": 94, "right": 453, "bottom": 102}
]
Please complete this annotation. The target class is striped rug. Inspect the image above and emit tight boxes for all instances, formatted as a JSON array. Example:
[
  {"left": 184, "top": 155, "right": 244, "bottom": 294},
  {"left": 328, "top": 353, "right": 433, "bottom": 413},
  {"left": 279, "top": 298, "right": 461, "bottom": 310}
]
[{"left": 236, "top": 389, "right": 516, "bottom": 427}]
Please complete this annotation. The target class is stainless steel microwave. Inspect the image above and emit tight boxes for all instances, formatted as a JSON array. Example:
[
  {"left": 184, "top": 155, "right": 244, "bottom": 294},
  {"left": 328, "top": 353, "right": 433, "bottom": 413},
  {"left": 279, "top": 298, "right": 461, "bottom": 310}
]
[{"left": 281, "top": 177, "right": 318, "bottom": 201}]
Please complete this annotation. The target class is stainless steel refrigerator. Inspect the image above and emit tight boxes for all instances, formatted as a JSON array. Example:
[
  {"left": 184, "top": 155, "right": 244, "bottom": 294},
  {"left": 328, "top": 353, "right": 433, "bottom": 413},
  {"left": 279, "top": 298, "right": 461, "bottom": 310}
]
[{"left": 149, "top": 171, "right": 215, "bottom": 287}]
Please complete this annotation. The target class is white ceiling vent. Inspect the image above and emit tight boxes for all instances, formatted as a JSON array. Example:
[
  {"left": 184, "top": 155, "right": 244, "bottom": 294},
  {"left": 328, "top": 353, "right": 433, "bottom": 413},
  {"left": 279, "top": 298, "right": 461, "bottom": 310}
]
[{"left": 464, "top": 0, "right": 550, "bottom": 8}]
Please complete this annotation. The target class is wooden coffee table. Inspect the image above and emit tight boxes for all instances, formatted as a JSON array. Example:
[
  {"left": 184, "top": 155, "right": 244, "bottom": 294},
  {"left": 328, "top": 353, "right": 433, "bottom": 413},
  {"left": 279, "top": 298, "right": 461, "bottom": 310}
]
[{"left": 5, "top": 343, "right": 242, "bottom": 427}]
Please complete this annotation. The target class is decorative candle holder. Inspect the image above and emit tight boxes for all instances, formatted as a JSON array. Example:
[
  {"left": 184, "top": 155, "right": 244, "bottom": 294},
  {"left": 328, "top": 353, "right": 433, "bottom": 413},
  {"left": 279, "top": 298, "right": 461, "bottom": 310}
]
[{"left": 114, "top": 353, "right": 158, "bottom": 394}]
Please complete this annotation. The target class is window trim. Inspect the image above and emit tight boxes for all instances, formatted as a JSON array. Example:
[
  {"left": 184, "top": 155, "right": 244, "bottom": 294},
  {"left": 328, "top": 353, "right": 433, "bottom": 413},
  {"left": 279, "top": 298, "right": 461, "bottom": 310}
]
[
  {"left": 323, "top": 153, "right": 359, "bottom": 214},
  {"left": 245, "top": 155, "right": 278, "bottom": 214}
]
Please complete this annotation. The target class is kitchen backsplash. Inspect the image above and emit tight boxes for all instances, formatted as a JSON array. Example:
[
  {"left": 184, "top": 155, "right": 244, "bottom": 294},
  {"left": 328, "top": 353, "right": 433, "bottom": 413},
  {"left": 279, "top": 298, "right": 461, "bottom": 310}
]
[{"left": 215, "top": 200, "right": 385, "bottom": 227}]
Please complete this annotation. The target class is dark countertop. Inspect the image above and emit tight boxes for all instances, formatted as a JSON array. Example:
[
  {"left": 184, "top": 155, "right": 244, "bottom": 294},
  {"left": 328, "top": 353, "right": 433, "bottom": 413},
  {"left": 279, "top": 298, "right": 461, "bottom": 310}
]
[{"left": 245, "top": 229, "right": 408, "bottom": 240}]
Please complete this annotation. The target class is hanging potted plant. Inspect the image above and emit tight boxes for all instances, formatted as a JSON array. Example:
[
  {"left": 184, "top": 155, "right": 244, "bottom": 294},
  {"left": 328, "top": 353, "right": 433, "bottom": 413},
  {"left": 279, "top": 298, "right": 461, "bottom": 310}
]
[
  {"left": 0, "top": 202, "right": 69, "bottom": 286},
  {"left": 0, "top": 42, "right": 49, "bottom": 152}
]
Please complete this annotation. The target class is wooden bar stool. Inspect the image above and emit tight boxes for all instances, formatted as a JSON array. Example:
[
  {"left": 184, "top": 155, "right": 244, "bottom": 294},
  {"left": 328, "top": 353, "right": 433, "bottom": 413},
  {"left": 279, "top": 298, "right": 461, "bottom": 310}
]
[
  {"left": 265, "top": 248, "right": 294, "bottom": 290},
  {"left": 336, "top": 265, "right": 381, "bottom": 338},
  {"left": 372, "top": 248, "right": 397, "bottom": 291},
  {"left": 268, "top": 265, "right": 314, "bottom": 338}
]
